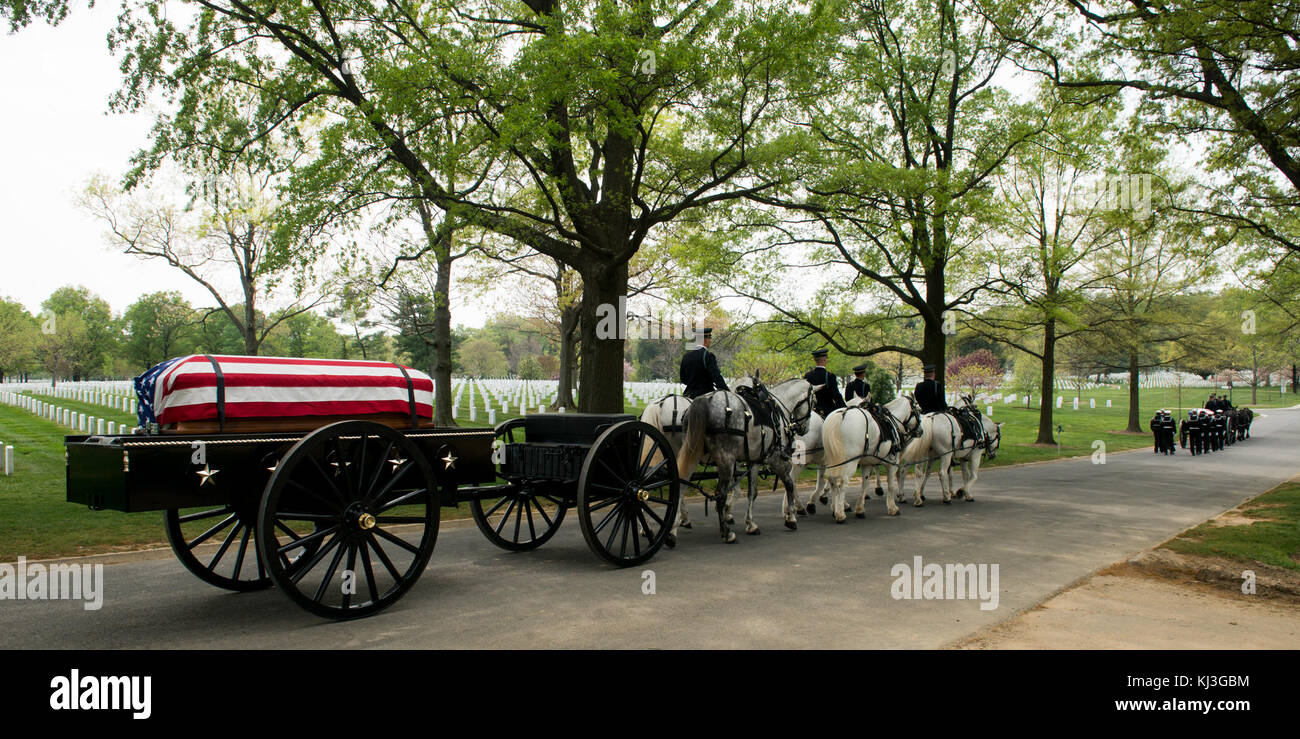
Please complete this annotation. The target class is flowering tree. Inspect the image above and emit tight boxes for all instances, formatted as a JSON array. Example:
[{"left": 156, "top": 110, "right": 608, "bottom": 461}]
[{"left": 947, "top": 350, "right": 1004, "bottom": 399}]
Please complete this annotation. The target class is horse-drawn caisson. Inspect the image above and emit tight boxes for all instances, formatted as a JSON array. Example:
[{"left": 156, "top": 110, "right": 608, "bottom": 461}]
[{"left": 64, "top": 355, "right": 681, "bottom": 619}]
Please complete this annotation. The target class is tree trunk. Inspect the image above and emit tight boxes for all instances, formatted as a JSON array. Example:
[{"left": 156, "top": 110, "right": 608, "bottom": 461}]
[
  {"left": 1251, "top": 348, "right": 1258, "bottom": 404},
  {"left": 1127, "top": 349, "right": 1141, "bottom": 432},
  {"left": 432, "top": 240, "right": 456, "bottom": 426},
  {"left": 1036, "top": 317, "right": 1056, "bottom": 444},
  {"left": 554, "top": 304, "right": 579, "bottom": 410},
  {"left": 922, "top": 281, "right": 947, "bottom": 399},
  {"left": 577, "top": 262, "right": 629, "bottom": 413}
]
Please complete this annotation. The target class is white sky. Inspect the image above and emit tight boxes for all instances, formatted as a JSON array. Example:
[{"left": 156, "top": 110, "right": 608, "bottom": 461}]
[{"left": 0, "top": 3, "right": 500, "bottom": 327}]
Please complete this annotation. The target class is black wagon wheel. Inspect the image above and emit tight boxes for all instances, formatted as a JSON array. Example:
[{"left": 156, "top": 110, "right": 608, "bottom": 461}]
[
  {"left": 164, "top": 499, "right": 273, "bottom": 592},
  {"left": 163, "top": 449, "right": 318, "bottom": 593},
  {"left": 577, "top": 421, "right": 681, "bottom": 567},
  {"left": 256, "top": 421, "right": 439, "bottom": 619},
  {"left": 472, "top": 481, "right": 568, "bottom": 551}
]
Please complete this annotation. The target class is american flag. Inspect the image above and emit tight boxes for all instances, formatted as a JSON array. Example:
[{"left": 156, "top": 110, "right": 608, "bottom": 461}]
[{"left": 133, "top": 355, "right": 434, "bottom": 426}]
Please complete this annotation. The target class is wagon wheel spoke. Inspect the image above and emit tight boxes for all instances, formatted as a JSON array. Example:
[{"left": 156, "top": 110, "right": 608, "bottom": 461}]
[
  {"left": 312, "top": 541, "right": 349, "bottom": 604},
  {"left": 372, "top": 487, "right": 428, "bottom": 514},
  {"left": 207, "top": 520, "right": 245, "bottom": 570},
  {"left": 276, "top": 524, "right": 339, "bottom": 556},
  {"left": 231, "top": 524, "right": 252, "bottom": 581},
  {"left": 289, "top": 533, "right": 341, "bottom": 586},
  {"left": 340, "top": 544, "right": 358, "bottom": 610},
  {"left": 178, "top": 506, "right": 233, "bottom": 524},
  {"left": 493, "top": 498, "right": 519, "bottom": 536},
  {"left": 188, "top": 513, "right": 238, "bottom": 550},
  {"left": 359, "top": 539, "right": 380, "bottom": 604},
  {"left": 365, "top": 533, "right": 403, "bottom": 582},
  {"left": 578, "top": 421, "right": 681, "bottom": 567},
  {"left": 370, "top": 525, "right": 423, "bottom": 556}
]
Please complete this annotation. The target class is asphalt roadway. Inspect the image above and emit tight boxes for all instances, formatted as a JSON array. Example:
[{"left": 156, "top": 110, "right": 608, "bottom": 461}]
[{"left": 2, "top": 408, "right": 1297, "bottom": 649}]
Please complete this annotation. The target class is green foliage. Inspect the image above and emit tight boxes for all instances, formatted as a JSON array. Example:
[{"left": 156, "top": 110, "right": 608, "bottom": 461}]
[
  {"left": 122, "top": 291, "right": 197, "bottom": 369},
  {"left": 516, "top": 355, "right": 544, "bottom": 381}
]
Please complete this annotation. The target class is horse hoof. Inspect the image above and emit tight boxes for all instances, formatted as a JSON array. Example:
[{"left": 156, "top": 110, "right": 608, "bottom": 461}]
[
  {"left": 665, "top": 533, "right": 677, "bottom": 549},
  {"left": 855, "top": 512, "right": 865, "bottom": 519},
  {"left": 819, "top": 495, "right": 828, "bottom": 505},
  {"left": 784, "top": 520, "right": 797, "bottom": 531},
  {"left": 726, "top": 516, "right": 735, "bottom": 525},
  {"left": 965, "top": 496, "right": 975, "bottom": 502},
  {"left": 914, "top": 501, "right": 924, "bottom": 508},
  {"left": 797, "top": 507, "right": 807, "bottom": 517},
  {"left": 681, "top": 522, "right": 692, "bottom": 530},
  {"left": 835, "top": 517, "right": 845, "bottom": 524},
  {"left": 942, "top": 499, "right": 951, "bottom": 505},
  {"left": 747, "top": 526, "right": 761, "bottom": 536},
  {"left": 888, "top": 509, "right": 900, "bottom": 517},
  {"left": 806, "top": 503, "right": 816, "bottom": 515},
  {"left": 724, "top": 532, "right": 737, "bottom": 544},
  {"left": 874, "top": 487, "right": 885, "bottom": 498}
]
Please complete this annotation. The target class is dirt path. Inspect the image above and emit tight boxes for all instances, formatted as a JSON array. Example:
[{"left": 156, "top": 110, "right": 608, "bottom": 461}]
[{"left": 954, "top": 561, "right": 1300, "bottom": 650}]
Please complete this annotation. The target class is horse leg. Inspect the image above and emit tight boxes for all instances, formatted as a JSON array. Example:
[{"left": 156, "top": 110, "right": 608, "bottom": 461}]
[
  {"left": 715, "top": 465, "right": 736, "bottom": 544},
  {"left": 853, "top": 467, "right": 869, "bottom": 519},
  {"left": 743, "top": 466, "right": 761, "bottom": 535},
  {"left": 782, "top": 471, "right": 799, "bottom": 530},
  {"left": 883, "top": 462, "right": 900, "bottom": 516},
  {"left": 914, "top": 462, "right": 928, "bottom": 507}
]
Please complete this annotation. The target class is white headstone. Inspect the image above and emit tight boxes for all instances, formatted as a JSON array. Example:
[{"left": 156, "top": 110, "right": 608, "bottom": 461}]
[
  {"left": 488, "top": 409, "right": 496, "bottom": 425},
  {"left": 1055, "top": 396, "right": 1062, "bottom": 409},
  {"left": 1072, "top": 397, "right": 1079, "bottom": 411},
  {"left": 3, "top": 446, "right": 12, "bottom": 476},
  {"left": 97, "top": 418, "right": 105, "bottom": 435},
  {"left": 1106, "top": 399, "right": 1112, "bottom": 408},
  {"left": 1089, "top": 398, "right": 1095, "bottom": 409},
  {"left": 108, "top": 421, "right": 116, "bottom": 435}
]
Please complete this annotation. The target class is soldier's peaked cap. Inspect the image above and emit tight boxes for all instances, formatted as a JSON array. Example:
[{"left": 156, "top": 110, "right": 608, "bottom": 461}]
[
  {"left": 922, "top": 363, "right": 936, "bottom": 372},
  {"left": 811, "top": 349, "right": 829, "bottom": 358},
  {"left": 853, "top": 363, "right": 868, "bottom": 373}
]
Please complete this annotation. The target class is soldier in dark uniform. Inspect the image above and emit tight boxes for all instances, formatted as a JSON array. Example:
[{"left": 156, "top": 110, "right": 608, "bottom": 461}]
[
  {"left": 1160, "top": 410, "right": 1177, "bottom": 454},
  {"left": 1213, "top": 409, "right": 1227, "bottom": 451},
  {"left": 844, "top": 364, "right": 870, "bottom": 404},
  {"left": 1149, "top": 413, "right": 1180, "bottom": 452},
  {"left": 679, "top": 327, "right": 728, "bottom": 399},
  {"left": 913, "top": 364, "right": 947, "bottom": 414},
  {"left": 1181, "top": 409, "right": 1203, "bottom": 456},
  {"left": 1206, "top": 394, "right": 1220, "bottom": 412},
  {"left": 803, "top": 349, "right": 847, "bottom": 417}
]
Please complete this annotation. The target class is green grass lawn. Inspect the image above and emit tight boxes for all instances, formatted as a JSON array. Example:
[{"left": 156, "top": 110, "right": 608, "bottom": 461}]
[
  {"left": 0, "top": 384, "right": 1292, "bottom": 561},
  {"left": 1162, "top": 481, "right": 1300, "bottom": 572}
]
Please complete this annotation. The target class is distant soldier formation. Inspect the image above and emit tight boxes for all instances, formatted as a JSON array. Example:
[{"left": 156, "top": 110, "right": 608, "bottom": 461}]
[{"left": 1157, "top": 392, "right": 1251, "bottom": 458}]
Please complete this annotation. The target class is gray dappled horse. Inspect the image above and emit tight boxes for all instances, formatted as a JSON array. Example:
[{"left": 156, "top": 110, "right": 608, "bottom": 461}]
[{"left": 675, "top": 377, "right": 817, "bottom": 543}]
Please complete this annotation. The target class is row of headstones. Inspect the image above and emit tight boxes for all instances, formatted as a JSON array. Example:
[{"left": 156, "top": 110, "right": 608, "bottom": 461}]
[
  {"left": 21, "top": 383, "right": 136, "bottom": 415},
  {"left": 1, "top": 391, "right": 130, "bottom": 437}
]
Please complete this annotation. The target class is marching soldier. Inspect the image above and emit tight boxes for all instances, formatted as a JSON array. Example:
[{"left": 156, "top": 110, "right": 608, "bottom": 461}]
[
  {"left": 1161, "top": 410, "right": 1177, "bottom": 454},
  {"left": 679, "top": 327, "right": 728, "bottom": 399},
  {"left": 1150, "top": 410, "right": 1176, "bottom": 454},
  {"left": 1182, "top": 409, "right": 1203, "bottom": 456},
  {"left": 914, "top": 364, "right": 948, "bottom": 414},
  {"left": 804, "top": 349, "right": 847, "bottom": 417},
  {"left": 845, "top": 364, "right": 870, "bottom": 404},
  {"left": 1213, "top": 409, "right": 1227, "bottom": 451}
]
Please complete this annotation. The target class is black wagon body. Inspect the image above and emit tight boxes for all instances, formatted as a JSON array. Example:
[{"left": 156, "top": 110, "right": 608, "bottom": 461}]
[{"left": 65, "top": 414, "right": 681, "bottom": 619}]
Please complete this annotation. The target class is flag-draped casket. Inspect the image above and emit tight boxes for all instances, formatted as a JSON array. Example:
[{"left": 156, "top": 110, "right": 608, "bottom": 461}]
[{"left": 134, "top": 355, "right": 434, "bottom": 432}]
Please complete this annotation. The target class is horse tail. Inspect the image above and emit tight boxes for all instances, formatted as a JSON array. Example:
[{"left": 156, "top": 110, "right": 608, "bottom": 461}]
[
  {"left": 822, "top": 410, "right": 848, "bottom": 484},
  {"left": 901, "top": 415, "right": 933, "bottom": 464},
  {"left": 639, "top": 401, "right": 666, "bottom": 467},
  {"left": 676, "top": 397, "right": 711, "bottom": 480}
]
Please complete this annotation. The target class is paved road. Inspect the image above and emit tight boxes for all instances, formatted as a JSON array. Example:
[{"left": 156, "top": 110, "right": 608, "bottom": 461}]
[{"left": 3, "top": 409, "right": 1296, "bottom": 649}]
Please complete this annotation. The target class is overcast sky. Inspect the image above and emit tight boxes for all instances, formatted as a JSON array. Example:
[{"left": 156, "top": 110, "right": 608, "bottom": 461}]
[{"left": 0, "top": 3, "right": 501, "bottom": 327}]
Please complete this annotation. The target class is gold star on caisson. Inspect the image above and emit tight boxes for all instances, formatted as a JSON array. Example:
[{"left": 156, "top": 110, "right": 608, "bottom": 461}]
[
  {"left": 441, "top": 452, "right": 457, "bottom": 470},
  {"left": 196, "top": 464, "right": 219, "bottom": 487}
]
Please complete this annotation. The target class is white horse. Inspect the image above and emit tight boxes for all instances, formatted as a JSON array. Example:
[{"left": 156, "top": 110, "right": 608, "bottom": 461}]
[
  {"left": 639, "top": 394, "right": 695, "bottom": 531},
  {"left": 818, "top": 395, "right": 924, "bottom": 521},
  {"left": 907, "top": 401, "right": 1003, "bottom": 504}
]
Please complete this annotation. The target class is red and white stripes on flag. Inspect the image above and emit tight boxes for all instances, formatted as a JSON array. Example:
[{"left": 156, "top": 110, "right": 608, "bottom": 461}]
[{"left": 149, "top": 355, "right": 434, "bottom": 425}]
